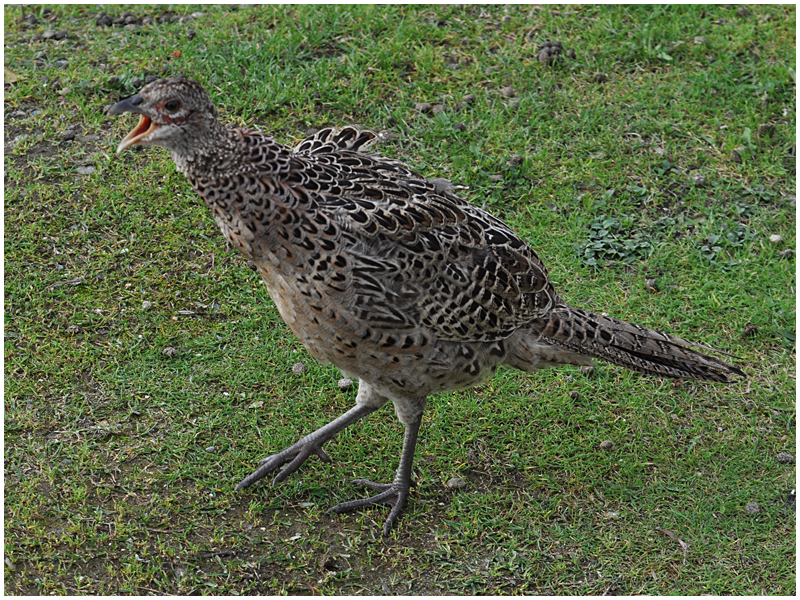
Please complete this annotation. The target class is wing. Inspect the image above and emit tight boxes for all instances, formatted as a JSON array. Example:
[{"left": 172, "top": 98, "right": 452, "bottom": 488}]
[
  {"left": 293, "top": 126, "right": 380, "bottom": 155},
  {"left": 284, "top": 133, "right": 561, "bottom": 343}
]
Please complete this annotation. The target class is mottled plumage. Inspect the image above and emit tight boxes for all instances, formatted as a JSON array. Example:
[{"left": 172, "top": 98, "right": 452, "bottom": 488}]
[{"left": 110, "top": 77, "right": 743, "bottom": 534}]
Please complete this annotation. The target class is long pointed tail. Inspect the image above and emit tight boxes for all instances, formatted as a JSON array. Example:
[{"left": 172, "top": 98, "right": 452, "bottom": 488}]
[{"left": 519, "top": 305, "right": 745, "bottom": 383}]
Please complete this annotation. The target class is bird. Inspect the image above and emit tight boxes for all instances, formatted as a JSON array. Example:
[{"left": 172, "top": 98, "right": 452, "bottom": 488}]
[{"left": 110, "top": 77, "right": 744, "bottom": 535}]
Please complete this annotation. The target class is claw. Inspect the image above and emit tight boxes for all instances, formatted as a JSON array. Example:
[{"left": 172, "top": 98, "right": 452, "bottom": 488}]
[
  {"left": 236, "top": 403, "right": 380, "bottom": 492},
  {"left": 236, "top": 441, "right": 329, "bottom": 490},
  {"left": 351, "top": 479, "right": 393, "bottom": 493},
  {"left": 329, "top": 479, "right": 412, "bottom": 535}
]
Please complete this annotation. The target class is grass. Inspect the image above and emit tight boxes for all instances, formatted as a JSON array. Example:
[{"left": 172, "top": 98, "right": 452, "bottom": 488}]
[{"left": 4, "top": 3, "right": 796, "bottom": 595}]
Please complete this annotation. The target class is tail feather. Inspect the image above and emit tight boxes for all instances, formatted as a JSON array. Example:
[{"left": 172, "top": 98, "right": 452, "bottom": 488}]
[{"left": 520, "top": 305, "right": 745, "bottom": 383}]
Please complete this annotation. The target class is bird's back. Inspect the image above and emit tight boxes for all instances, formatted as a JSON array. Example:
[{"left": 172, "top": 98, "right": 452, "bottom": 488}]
[{"left": 181, "top": 126, "right": 576, "bottom": 395}]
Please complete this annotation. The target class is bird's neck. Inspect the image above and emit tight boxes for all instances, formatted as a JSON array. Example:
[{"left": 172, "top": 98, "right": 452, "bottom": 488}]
[
  {"left": 171, "top": 120, "right": 241, "bottom": 177},
  {"left": 176, "top": 126, "right": 303, "bottom": 264}
]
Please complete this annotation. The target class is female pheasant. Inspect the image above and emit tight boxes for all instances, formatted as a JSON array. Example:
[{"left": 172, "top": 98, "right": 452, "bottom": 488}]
[{"left": 110, "top": 77, "right": 743, "bottom": 534}]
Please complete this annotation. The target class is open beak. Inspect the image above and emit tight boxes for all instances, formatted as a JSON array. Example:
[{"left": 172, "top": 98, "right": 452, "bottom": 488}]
[{"left": 108, "top": 95, "right": 158, "bottom": 154}]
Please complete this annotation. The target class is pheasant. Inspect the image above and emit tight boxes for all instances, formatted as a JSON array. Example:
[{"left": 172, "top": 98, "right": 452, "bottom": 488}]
[{"left": 110, "top": 77, "right": 744, "bottom": 534}]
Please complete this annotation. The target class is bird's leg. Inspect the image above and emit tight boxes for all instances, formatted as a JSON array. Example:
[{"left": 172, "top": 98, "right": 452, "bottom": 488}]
[
  {"left": 235, "top": 403, "right": 380, "bottom": 490},
  {"left": 329, "top": 412, "right": 422, "bottom": 535}
]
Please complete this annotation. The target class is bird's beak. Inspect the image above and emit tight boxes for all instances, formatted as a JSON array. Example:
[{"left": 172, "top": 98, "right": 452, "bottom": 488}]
[{"left": 109, "top": 95, "right": 158, "bottom": 154}]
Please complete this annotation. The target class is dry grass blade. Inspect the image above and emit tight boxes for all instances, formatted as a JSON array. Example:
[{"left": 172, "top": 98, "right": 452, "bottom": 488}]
[{"left": 657, "top": 527, "right": 689, "bottom": 565}]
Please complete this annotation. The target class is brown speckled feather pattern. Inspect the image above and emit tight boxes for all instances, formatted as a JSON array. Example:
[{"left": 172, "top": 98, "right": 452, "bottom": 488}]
[
  {"left": 118, "top": 78, "right": 743, "bottom": 416},
  {"left": 180, "top": 122, "right": 742, "bottom": 398}
]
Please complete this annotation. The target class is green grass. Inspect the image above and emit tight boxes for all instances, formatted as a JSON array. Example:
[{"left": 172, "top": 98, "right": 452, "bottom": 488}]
[{"left": 4, "top": 4, "right": 795, "bottom": 595}]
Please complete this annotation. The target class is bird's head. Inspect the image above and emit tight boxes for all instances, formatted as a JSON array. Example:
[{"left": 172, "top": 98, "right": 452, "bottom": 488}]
[{"left": 109, "top": 76, "right": 218, "bottom": 156}]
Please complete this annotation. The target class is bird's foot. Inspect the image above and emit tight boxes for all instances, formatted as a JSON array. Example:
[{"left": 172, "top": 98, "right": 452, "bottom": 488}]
[
  {"left": 329, "top": 478, "right": 412, "bottom": 535},
  {"left": 235, "top": 440, "right": 331, "bottom": 491}
]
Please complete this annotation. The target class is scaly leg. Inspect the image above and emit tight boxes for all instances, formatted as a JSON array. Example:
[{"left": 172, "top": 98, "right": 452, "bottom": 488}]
[
  {"left": 235, "top": 403, "right": 380, "bottom": 490},
  {"left": 329, "top": 412, "right": 422, "bottom": 535}
]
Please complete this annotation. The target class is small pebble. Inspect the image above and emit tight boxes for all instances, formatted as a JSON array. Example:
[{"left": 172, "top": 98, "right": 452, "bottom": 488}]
[
  {"left": 77, "top": 166, "right": 95, "bottom": 175},
  {"left": 507, "top": 154, "right": 523, "bottom": 167},
  {"left": 694, "top": 36, "right": 708, "bottom": 44},
  {"left": 292, "top": 362, "right": 306, "bottom": 375},
  {"left": 65, "top": 325, "right": 83, "bottom": 334},
  {"left": 592, "top": 73, "right": 608, "bottom": 83},
  {"left": 692, "top": 174, "right": 706, "bottom": 186},
  {"left": 414, "top": 102, "right": 433, "bottom": 113},
  {"left": 757, "top": 123, "right": 775, "bottom": 138},
  {"left": 499, "top": 85, "right": 516, "bottom": 98},
  {"left": 731, "top": 150, "right": 743, "bottom": 163},
  {"left": 737, "top": 6, "right": 750, "bottom": 18},
  {"left": 566, "top": 49, "right": 576, "bottom": 59},
  {"left": 108, "top": 75, "right": 120, "bottom": 86},
  {"left": 446, "top": 477, "right": 467, "bottom": 489},
  {"left": 569, "top": 391, "right": 580, "bottom": 400},
  {"left": 742, "top": 323, "right": 758, "bottom": 337},
  {"left": 537, "top": 49, "right": 555, "bottom": 65},
  {"left": 453, "top": 123, "right": 467, "bottom": 132},
  {"left": 187, "top": 29, "right": 197, "bottom": 40},
  {"left": 745, "top": 501, "right": 760, "bottom": 515},
  {"left": 131, "top": 77, "right": 143, "bottom": 89},
  {"left": 431, "top": 104, "right": 446, "bottom": 115},
  {"left": 337, "top": 378, "right": 353, "bottom": 391},
  {"left": 776, "top": 452, "right": 794, "bottom": 464},
  {"left": 777, "top": 249, "right": 794, "bottom": 260},
  {"left": 580, "top": 366, "right": 594, "bottom": 376},
  {"left": 60, "top": 130, "right": 76, "bottom": 141},
  {"left": 299, "top": 502, "right": 314, "bottom": 508},
  {"left": 599, "top": 440, "right": 614, "bottom": 450},
  {"left": 55, "top": 59, "right": 69, "bottom": 69},
  {"left": 645, "top": 278, "right": 659, "bottom": 292},
  {"left": 42, "top": 29, "right": 56, "bottom": 39},
  {"left": 142, "top": 300, "right": 153, "bottom": 310},
  {"left": 163, "top": 346, "right": 179, "bottom": 357},
  {"left": 508, "top": 98, "right": 520, "bottom": 110},
  {"left": 462, "top": 94, "right": 476, "bottom": 104},
  {"left": 54, "top": 30, "right": 68, "bottom": 40},
  {"left": 205, "top": 446, "right": 215, "bottom": 453},
  {"left": 769, "top": 234, "right": 783, "bottom": 244}
]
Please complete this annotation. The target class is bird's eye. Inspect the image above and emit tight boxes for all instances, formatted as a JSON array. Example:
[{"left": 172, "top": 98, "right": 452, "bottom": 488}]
[{"left": 164, "top": 100, "right": 181, "bottom": 112}]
